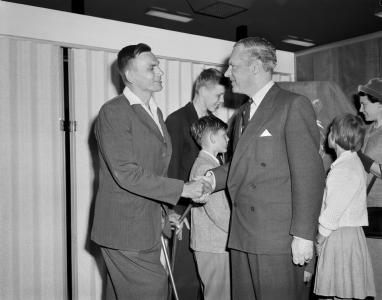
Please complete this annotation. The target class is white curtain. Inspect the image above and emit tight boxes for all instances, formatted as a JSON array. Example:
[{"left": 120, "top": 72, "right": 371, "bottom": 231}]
[{"left": 0, "top": 37, "right": 66, "bottom": 300}]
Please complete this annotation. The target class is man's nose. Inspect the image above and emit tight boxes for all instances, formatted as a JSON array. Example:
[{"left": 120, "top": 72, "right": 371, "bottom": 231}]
[
  {"left": 224, "top": 67, "right": 231, "bottom": 77},
  {"left": 157, "top": 67, "right": 164, "bottom": 76}
]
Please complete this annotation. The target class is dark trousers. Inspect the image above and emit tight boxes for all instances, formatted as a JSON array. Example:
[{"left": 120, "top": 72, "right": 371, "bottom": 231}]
[
  {"left": 230, "top": 249, "right": 311, "bottom": 300},
  {"left": 101, "top": 242, "right": 168, "bottom": 300}
]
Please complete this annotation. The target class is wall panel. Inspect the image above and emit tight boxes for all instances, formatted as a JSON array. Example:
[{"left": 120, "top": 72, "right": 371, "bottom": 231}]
[{"left": 0, "top": 38, "right": 66, "bottom": 300}]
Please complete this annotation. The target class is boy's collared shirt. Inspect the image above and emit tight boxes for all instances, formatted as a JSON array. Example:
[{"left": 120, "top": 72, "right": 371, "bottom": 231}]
[
  {"left": 201, "top": 150, "right": 220, "bottom": 165},
  {"left": 249, "top": 80, "right": 275, "bottom": 120}
]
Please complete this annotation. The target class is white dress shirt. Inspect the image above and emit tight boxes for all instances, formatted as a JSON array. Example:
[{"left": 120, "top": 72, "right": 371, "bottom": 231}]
[
  {"left": 249, "top": 80, "right": 275, "bottom": 120},
  {"left": 123, "top": 86, "right": 164, "bottom": 136}
]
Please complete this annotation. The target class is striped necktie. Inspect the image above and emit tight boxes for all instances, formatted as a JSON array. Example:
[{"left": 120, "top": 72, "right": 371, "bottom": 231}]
[{"left": 241, "top": 98, "right": 253, "bottom": 133}]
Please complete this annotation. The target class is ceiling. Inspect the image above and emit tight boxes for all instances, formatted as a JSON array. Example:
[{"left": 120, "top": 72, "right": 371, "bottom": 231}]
[{"left": 5, "top": 0, "right": 382, "bottom": 52}]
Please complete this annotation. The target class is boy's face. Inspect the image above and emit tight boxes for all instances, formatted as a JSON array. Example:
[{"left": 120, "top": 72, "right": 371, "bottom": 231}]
[
  {"left": 201, "top": 84, "right": 225, "bottom": 112},
  {"left": 211, "top": 129, "right": 229, "bottom": 153}
]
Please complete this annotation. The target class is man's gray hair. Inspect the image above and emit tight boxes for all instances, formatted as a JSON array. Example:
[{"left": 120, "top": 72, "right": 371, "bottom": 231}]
[{"left": 234, "top": 37, "right": 277, "bottom": 72}]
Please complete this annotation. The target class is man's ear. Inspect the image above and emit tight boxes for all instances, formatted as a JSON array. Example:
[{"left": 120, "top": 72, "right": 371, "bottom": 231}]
[
  {"left": 251, "top": 59, "right": 263, "bottom": 75},
  {"left": 199, "top": 86, "right": 207, "bottom": 98},
  {"left": 125, "top": 70, "right": 134, "bottom": 84}
]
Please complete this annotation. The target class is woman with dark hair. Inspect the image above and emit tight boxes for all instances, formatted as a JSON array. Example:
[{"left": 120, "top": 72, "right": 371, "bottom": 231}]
[
  {"left": 358, "top": 78, "right": 382, "bottom": 180},
  {"left": 358, "top": 78, "right": 382, "bottom": 300}
]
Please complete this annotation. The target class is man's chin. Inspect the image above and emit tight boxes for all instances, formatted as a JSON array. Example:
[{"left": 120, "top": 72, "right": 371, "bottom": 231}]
[{"left": 152, "top": 84, "right": 163, "bottom": 92}]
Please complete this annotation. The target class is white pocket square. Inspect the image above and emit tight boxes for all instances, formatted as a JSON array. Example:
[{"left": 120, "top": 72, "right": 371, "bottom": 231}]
[{"left": 260, "top": 129, "right": 272, "bottom": 137}]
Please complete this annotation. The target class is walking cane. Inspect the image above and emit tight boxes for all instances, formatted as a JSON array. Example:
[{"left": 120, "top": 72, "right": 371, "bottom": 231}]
[
  {"left": 161, "top": 234, "right": 179, "bottom": 300},
  {"left": 168, "top": 203, "right": 193, "bottom": 300}
]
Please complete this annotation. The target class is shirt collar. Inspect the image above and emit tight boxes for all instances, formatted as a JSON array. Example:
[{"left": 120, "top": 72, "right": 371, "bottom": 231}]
[
  {"left": 201, "top": 150, "right": 220, "bottom": 165},
  {"left": 251, "top": 80, "right": 275, "bottom": 107},
  {"left": 123, "top": 86, "right": 158, "bottom": 110}
]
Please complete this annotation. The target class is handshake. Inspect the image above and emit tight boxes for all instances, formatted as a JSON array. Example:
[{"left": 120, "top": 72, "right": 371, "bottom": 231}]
[{"left": 181, "top": 174, "right": 214, "bottom": 202}]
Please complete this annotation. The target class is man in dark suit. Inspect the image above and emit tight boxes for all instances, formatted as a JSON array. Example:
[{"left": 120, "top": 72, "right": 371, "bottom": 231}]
[
  {"left": 91, "top": 43, "right": 211, "bottom": 300},
  {"left": 165, "top": 68, "right": 226, "bottom": 299},
  {"left": 208, "top": 37, "right": 325, "bottom": 300}
]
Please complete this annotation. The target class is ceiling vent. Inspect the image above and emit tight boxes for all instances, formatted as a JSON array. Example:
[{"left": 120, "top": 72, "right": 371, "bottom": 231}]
[{"left": 187, "top": 0, "right": 254, "bottom": 18}]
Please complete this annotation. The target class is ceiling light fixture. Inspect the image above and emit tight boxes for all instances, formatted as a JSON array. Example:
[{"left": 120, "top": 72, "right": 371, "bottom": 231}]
[
  {"left": 187, "top": 0, "right": 254, "bottom": 18},
  {"left": 374, "top": 10, "right": 382, "bottom": 18},
  {"left": 282, "top": 38, "right": 315, "bottom": 47},
  {"left": 146, "top": 8, "right": 193, "bottom": 23}
]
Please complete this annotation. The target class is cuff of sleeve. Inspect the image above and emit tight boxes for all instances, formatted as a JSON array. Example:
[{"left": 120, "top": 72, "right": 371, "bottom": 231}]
[
  {"left": 205, "top": 171, "right": 216, "bottom": 191},
  {"left": 318, "top": 224, "right": 332, "bottom": 237}
]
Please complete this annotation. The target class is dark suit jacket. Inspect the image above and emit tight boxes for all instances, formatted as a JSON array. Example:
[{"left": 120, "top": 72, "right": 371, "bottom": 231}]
[
  {"left": 214, "top": 83, "right": 325, "bottom": 254},
  {"left": 91, "top": 94, "right": 184, "bottom": 251},
  {"left": 166, "top": 102, "right": 200, "bottom": 183}
]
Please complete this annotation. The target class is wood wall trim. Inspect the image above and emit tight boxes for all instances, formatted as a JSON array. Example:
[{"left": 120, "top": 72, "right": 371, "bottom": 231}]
[{"left": 296, "top": 31, "right": 382, "bottom": 57}]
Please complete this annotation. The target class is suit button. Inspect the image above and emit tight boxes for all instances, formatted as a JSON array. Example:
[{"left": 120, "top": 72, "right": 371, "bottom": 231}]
[
  {"left": 233, "top": 203, "right": 238, "bottom": 207},
  {"left": 260, "top": 162, "right": 266, "bottom": 167},
  {"left": 250, "top": 206, "right": 254, "bottom": 212}
]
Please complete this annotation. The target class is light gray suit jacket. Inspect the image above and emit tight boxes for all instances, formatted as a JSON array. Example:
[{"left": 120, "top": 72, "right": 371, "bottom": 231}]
[{"left": 190, "top": 151, "right": 230, "bottom": 253}]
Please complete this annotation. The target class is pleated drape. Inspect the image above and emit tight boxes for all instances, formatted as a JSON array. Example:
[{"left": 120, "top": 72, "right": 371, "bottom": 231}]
[{"left": 0, "top": 38, "right": 66, "bottom": 300}]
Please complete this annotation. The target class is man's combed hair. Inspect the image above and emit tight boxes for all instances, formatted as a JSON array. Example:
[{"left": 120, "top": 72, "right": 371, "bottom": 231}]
[
  {"left": 190, "top": 115, "right": 227, "bottom": 147},
  {"left": 194, "top": 68, "right": 226, "bottom": 96},
  {"left": 234, "top": 37, "right": 277, "bottom": 72},
  {"left": 330, "top": 114, "right": 366, "bottom": 152},
  {"left": 117, "top": 43, "right": 151, "bottom": 83}
]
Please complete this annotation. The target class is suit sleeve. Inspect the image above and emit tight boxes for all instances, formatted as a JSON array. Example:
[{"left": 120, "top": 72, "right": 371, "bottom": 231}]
[
  {"left": 285, "top": 96, "right": 325, "bottom": 241},
  {"left": 211, "top": 163, "right": 230, "bottom": 191},
  {"left": 95, "top": 104, "right": 184, "bottom": 205}
]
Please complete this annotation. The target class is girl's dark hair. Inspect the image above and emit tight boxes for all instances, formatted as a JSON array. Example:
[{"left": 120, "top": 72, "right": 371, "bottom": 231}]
[{"left": 330, "top": 113, "right": 365, "bottom": 152}]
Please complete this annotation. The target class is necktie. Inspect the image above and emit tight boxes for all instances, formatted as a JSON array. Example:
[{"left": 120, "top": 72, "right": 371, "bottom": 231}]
[
  {"left": 217, "top": 153, "right": 224, "bottom": 165},
  {"left": 241, "top": 98, "right": 253, "bottom": 133}
]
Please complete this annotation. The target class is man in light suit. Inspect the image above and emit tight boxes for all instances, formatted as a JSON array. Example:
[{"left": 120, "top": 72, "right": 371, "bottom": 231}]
[
  {"left": 208, "top": 37, "right": 325, "bottom": 300},
  {"left": 165, "top": 68, "right": 226, "bottom": 300},
  {"left": 91, "top": 43, "right": 210, "bottom": 300}
]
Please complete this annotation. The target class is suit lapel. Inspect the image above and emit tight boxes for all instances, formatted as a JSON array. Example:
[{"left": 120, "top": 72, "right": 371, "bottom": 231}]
[
  {"left": 231, "top": 84, "right": 280, "bottom": 164},
  {"left": 131, "top": 104, "right": 165, "bottom": 143},
  {"left": 157, "top": 108, "right": 172, "bottom": 152},
  {"left": 185, "top": 102, "right": 199, "bottom": 126}
]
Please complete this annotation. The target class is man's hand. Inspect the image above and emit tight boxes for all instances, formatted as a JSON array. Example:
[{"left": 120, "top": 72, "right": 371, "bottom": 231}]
[
  {"left": 168, "top": 212, "right": 190, "bottom": 240},
  {"left": 181, "top": 178, "right": 212, "bottom": 199},
  {"left": 291, "top": 236, "right": 313, "bottom": 266},
  {"left": 303, "top": 271, "right": 313, "bottom": 283}
]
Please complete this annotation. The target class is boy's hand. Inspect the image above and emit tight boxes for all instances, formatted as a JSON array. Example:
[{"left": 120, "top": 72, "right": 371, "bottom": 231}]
[{"left": 168, "top": 212, "right": 190, "bottom": 240}]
